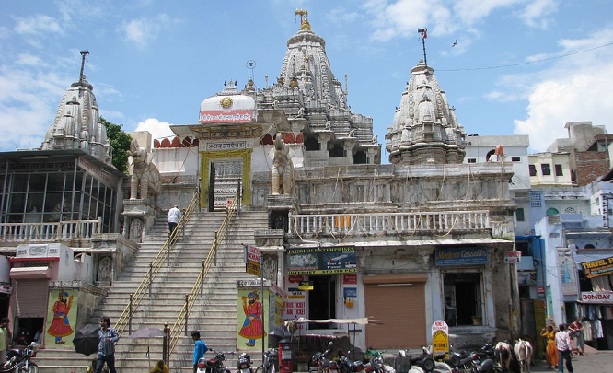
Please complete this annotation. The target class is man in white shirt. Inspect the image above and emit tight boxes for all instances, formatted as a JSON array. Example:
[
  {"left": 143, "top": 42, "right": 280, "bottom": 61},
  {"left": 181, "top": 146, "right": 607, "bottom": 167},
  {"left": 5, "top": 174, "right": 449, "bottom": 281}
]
[
  {"left": 555, "top": 323, "right": 574, "bottom": 373},
  {"left": 167, "top": 205, "right": 181, "bottom": 238}
]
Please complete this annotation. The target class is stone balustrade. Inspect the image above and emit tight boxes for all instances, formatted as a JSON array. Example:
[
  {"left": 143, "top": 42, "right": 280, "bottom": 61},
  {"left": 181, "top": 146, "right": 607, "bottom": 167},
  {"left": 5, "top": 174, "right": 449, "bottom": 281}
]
[
  {"left": 0, "top": 218, "right": 101, "bottom": 243},
  {"left": 290, "top": 210, "right": 491, "bottom": 237}
]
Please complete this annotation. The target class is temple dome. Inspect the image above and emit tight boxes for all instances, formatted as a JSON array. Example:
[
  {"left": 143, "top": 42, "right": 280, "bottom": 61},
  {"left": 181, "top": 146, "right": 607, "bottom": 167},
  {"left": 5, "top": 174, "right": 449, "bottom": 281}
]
[
  {"left": 385, "top": 61, "right": 466, "bottom": 165},
  {"left": 41, "top": 51, "right": 111, "bottom": 165},
  {"left": 199, "top": 80, "right": 256, "bottom": 123}
]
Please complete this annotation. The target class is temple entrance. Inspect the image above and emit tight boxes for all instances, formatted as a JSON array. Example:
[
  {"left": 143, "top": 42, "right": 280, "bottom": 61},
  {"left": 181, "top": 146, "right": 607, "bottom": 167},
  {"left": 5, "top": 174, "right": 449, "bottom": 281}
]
[
  {"left": 200, "top": 148, "right": 253, "bottom": 211},
  {"left": 209, "top": 159, "right": 243, "bottom": 212}
]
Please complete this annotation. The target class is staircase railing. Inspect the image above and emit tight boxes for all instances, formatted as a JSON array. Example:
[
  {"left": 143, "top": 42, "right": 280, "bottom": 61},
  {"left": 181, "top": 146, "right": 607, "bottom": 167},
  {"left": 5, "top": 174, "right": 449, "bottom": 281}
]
[
  {"left": 114, "top": 191, "right": 199, "bottom": 336},
  {"left": 167, "top": 195, "right": 240, "bottom": 356}
]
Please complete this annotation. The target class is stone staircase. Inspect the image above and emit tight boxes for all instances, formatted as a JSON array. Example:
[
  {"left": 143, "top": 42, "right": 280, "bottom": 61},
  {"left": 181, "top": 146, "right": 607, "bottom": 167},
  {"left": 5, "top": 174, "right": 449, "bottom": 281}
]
[{"left": 33, "top": 209, "right": 270, "bottom": 372}]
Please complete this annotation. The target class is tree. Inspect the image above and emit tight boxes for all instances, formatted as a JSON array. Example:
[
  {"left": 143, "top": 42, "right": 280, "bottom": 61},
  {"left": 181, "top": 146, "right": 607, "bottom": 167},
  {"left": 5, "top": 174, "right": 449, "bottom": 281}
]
[{"left": 101, "top": 117, "right": 132, "bottom": 174}]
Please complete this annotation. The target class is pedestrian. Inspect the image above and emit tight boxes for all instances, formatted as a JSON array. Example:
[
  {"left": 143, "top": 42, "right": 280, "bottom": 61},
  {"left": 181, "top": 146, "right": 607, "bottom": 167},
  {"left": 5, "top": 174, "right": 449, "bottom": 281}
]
[
  {"left": 96, "top": 316, "right": 120, "bottom": 373},
  {"left": 0, "top": 317, "right": 10, "bottom": 366},
  {"left": 150, "top": 359, "right": 169, "bottom": 373},
  {"left": 168, "top": 204, "right": 181, "bottom": 238},
  {"left": 541, "top": 324, "right": 559, "bottom": 368},
  {"left": 191, "top": 331, "right": 208, "bottom": 373},
  {"left": 555, "top": 323, "right": 573, "bottom": 373},
  {"left": 568, "top": 317, "right": 584, "bottom": 356}
]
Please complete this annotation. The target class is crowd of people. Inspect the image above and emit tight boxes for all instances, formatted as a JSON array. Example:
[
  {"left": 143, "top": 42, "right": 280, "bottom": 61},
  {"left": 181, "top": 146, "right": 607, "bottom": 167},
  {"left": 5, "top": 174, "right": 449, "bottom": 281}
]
[{"left": 540, "top": 317, "right": 585, "bottom": 372}]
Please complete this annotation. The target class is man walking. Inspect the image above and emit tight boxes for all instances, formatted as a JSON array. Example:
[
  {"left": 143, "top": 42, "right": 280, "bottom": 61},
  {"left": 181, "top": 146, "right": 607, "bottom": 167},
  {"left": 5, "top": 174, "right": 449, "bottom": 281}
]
[
  {"left": 168, "top": 204, "right": 181, "bottom": 238},
  {"left": 191, "top": 331, "right": 208, "bottom": 373},
  {"left": 555, "top": 323, "right": 573, "bottom": 373},
  {"left": 96, "top": 316, "right": 120, "bottom": 373}
]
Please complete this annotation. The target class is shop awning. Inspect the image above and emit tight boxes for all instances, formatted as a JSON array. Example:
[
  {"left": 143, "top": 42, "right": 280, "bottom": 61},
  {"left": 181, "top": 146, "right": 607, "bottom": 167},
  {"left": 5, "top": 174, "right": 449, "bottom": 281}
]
[{"left": 9, "top": 266, "right": 51, "bottom": 279}]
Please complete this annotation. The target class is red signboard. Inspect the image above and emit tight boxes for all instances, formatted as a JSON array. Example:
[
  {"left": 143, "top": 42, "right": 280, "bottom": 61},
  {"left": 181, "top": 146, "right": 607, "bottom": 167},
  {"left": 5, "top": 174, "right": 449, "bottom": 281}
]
[
  {"left": 504, "top": 251, "right": 522, "bottom": 263},
  {"left": 343, "top": 274, "right": 357, "bottom": 284}
]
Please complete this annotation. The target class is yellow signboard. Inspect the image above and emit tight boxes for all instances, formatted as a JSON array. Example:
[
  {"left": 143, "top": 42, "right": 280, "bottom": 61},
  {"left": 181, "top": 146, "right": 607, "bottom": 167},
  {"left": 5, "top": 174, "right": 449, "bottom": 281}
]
[
  {"left": 298, "top": 281, "right": 314, "bottom": 291},
  {"left": 247, "top": 261, "right": 260, "bottom": 276},
  {"left": 431, "top": 320, "right": 449, "bottom": 358}
]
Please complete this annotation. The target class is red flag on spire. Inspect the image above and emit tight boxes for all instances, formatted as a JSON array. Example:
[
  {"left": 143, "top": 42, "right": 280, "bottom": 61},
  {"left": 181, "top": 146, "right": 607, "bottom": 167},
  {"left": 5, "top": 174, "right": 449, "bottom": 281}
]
[{"left": 418, "top": 28, "right": 427, "bottom": 39}]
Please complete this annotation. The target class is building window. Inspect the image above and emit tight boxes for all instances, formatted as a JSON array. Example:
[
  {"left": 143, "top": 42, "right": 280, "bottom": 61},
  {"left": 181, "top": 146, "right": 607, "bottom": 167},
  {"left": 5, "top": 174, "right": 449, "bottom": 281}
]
[
  {"left": 529, "top": 165, "right": 537, "bottom": 176},
  {"left": 541, "top": 164, "right": 551, "bottom": 176},
  {"left": 511, "top": 157, "right": 520, "bottom": 162},
  {"left": 444, "top": 273, "right": 481, "bottom": 326},
  {"left": 515, "top": 208, "right": 525, "bottom": 221},
  {"left": 529, "top": 191, "right": 542, "bottom": 207},
  {"left": 467, "top": 158, "right": 477, "bottom": 163},
  {"left": 564, "top": 207, "right": 576, "bottom": 213},
  {"left": 555, "top": 164, "right": 563, "bottom": 176}
]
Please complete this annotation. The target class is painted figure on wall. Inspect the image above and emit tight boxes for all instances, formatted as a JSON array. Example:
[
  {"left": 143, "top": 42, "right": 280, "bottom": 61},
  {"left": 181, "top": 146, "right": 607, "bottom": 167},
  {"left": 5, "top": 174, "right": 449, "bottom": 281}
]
[
  {"left": 47, "top": 291, "right": 74, "bottom": 344},
  {"left": 238, "top": 291, "right": 267, "bottom": 346}
]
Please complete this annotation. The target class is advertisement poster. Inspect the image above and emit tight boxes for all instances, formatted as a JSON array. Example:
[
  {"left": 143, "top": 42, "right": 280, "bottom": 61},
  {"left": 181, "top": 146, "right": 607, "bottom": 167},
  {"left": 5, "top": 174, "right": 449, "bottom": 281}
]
[
  {"left": 581, "top": 256, "right": 613, "bottom": 278},
  {"left": 45, "top": 289, "right": 78, "bottom": 346},
  {"left": 557, "top": 247, "right": 577, "bottom": 296},
  {"left": 287, "top": 246, "right": 356, "bottom": 275},
  {"left": 343, "top": 287, "right": 357, "bottom": 308},
  {"left": 237, "top": 289, "right": 269, "bottom": 348}
]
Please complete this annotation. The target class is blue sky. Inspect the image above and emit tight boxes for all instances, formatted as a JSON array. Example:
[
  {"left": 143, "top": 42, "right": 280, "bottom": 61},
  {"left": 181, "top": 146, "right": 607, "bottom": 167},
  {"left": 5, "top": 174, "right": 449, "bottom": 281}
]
[{"left": 0, "top": 0, "right": 612, "bottom": 160}]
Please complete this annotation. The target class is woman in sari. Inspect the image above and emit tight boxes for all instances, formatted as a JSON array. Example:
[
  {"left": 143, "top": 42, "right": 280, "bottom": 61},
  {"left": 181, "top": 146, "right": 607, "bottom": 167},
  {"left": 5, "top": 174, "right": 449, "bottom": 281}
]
[{"left": 540, "top": 325, "right": 558, "bottom": 368}]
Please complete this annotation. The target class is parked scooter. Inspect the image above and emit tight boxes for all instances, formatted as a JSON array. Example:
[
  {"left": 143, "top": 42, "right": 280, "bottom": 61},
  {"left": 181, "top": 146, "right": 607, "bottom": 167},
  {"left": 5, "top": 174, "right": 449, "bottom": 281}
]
[
  {"left": 197, "top": 349, "right": 234, "bottom": 373},
  {"left": 3, "top": 341, "right": 39, "bottom": 373},
  {"left": 237, "top": 352, "right": 254, "bottom": 373}
]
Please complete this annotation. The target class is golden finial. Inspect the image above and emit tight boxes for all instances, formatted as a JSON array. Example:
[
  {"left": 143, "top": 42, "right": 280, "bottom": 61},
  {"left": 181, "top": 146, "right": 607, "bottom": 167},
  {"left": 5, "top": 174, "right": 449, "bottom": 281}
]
[{"left": 295, "top": 9, "right": 311, "bottom": 31}]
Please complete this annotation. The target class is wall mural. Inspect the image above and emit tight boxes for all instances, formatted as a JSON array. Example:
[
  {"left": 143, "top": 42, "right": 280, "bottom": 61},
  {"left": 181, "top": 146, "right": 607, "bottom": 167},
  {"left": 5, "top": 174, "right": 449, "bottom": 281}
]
[
  {"left": 45, "top": 289, "right": 78, "bottom": 346},
  {"left": 236, "top": 289, "right": 268, "bottom": 348}
]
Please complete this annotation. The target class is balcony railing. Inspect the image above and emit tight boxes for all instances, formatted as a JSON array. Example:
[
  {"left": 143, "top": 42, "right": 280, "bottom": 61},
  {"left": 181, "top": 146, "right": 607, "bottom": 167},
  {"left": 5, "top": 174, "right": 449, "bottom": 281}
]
[
  {"left": 0, "top": 219, "right": 102, "bottom": 243},
  {"left": 290, "top": 210, "right": 490, "bottom": 237}
]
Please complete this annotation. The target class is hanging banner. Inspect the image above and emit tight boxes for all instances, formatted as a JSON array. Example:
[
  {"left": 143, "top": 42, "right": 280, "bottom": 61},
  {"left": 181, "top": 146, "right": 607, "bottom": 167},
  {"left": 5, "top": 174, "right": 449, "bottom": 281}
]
[
  {"left": 557, "top": 247, "right": 577, "bottom": 296},
  {"left": 287, "top": 246, "right": 356, "bottom": 275}
]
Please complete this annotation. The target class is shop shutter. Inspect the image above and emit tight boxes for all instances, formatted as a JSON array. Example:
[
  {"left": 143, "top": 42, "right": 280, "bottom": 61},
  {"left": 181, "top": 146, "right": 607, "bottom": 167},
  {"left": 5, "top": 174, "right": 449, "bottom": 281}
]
[
  {"left": 15, "top": 280, "right": 49, "bottom": 318},
  {"left": 365, "top": 282, "right": 426, "bottom": 348}
]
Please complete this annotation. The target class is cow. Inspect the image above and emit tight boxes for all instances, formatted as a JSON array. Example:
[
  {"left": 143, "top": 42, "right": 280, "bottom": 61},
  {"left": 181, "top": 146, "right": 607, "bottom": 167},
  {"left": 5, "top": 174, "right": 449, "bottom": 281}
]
[
  {"left": 514, "top": 339, "right": 533, "bottom": 373},
  {"left": 494, "top": 341, "right": 516, "bottom": 373}
]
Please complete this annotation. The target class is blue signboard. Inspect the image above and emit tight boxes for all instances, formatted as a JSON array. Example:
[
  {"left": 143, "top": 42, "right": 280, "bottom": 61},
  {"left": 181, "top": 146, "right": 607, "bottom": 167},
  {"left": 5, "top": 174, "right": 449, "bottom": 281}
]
[{"left": 435, "top": 247, "right": 488, "bottom": 266}]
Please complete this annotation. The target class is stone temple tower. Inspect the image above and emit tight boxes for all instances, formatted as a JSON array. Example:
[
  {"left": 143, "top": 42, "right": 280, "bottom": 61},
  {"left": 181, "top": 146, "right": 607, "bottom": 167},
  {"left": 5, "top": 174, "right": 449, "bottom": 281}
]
[
  {"left": 41, "top": 51, "right": 112, "bottom": 165},
  {"left": 385, "top": 60, "right": 466, "bottom": 165}
]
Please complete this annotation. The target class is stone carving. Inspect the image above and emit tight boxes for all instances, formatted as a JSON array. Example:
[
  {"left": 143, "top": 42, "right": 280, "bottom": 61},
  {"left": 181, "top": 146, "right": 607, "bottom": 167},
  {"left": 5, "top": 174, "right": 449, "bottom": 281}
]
[
  {"left": 129, "top": 218, "right": 143, "bottom": 242},
  {"left": 128, "top": 138, "right": 161, "bottom": 200},
  {"left": 98, "top": 256, "right": 112, "bottom": 283},
  {"left": 271, "top": 134, "right": 293, "bottom": 195}
]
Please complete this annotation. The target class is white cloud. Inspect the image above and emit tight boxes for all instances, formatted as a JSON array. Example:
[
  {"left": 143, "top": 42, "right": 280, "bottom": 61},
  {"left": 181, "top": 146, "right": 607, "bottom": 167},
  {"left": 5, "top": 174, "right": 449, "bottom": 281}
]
[
  {"left": 0, "top": 66, "right": 69, "bottom": 151},
  {"left": 513, "top": 29, "right": 613, "bottom": 152},
  {"left": 134, "top": 118, "right": 175, "bottom": 145},
  {"left": 515, "top": 69, "right": 613, "bottom": 152},
  {"left": 121, "top": 14, "right": 178, "bottom": 47},
  {"left": 521, "top": 0, "right": 557, "bottom": 29},
  {"left": 14, "top": 15, "right": 63, "bottom": 36}
]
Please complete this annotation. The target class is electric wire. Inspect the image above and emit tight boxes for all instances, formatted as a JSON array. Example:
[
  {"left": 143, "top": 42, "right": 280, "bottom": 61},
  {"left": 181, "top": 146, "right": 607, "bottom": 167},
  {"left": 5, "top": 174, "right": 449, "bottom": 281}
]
[{"left": 437, "top": 42, "right": 613, "bottom": 72}]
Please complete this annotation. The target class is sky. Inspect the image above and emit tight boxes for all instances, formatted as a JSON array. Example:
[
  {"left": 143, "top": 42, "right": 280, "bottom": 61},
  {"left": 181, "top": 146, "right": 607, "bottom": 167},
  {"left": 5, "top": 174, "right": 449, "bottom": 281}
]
[{"left": 0, "top": 0, "right": 612, "bottom": 161}]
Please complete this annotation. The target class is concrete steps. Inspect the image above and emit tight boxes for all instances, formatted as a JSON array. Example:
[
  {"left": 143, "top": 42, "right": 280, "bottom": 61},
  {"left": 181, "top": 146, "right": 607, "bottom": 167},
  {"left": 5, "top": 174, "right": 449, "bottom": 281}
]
[{"left": 32, "top": 210, "right": 270, "bottom": 373}]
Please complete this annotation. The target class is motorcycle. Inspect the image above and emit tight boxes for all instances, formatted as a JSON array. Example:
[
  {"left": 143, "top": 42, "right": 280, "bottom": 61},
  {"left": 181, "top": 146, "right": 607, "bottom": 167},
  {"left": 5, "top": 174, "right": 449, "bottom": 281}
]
[
  {"left": 363, "top": 350, "right": 387, "bottom": 373},
  {"left": 3, "top": 342, "right": 39, "bottom": 373},
  {"left": 197, "top": 349, "right": 234, "bottom": 373},
  {"left": 237, "top": 352, "right": 253, "bottom": 373},
  {"left": 310, "top": 342, "right": 334, "bottom": 373},
  {"left": 258, "top": 348, "right": 278, "bottom": 373}
]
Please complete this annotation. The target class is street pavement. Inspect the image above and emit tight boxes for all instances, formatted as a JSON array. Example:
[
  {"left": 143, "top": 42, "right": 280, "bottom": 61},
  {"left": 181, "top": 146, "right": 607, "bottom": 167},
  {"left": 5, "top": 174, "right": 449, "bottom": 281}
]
[{"left": 530, "top": 349, "right": 613, "bottom": 373}]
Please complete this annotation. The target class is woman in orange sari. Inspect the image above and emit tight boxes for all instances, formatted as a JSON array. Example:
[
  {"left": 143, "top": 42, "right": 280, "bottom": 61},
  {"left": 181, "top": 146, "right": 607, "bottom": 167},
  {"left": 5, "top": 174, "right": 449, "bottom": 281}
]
[{"left": 540, "top": 325, "right": 558, "bottom": 368}]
